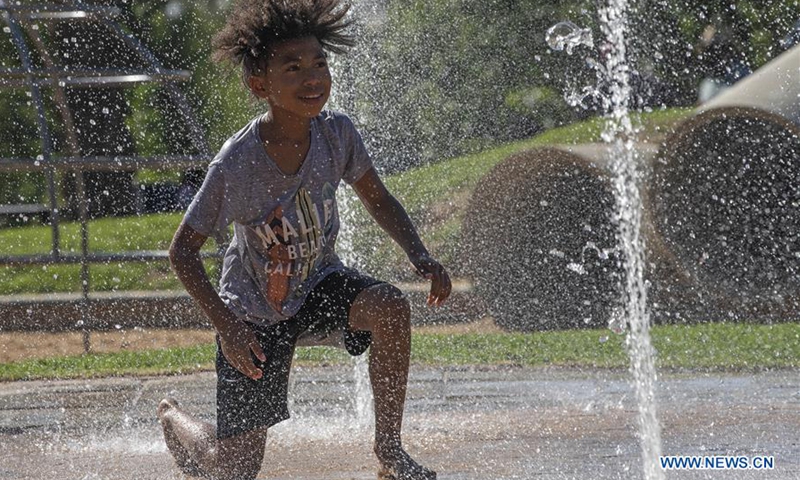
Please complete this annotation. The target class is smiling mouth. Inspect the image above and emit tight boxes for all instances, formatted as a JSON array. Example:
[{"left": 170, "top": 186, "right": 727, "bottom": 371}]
[{"left": 300, "top": 93, "right": 324, "bottom": 100}]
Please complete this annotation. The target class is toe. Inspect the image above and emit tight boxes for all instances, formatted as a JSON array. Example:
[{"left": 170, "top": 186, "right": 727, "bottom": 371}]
[{"left": 157, "top": 398, "right": 178, "bottom": 419}]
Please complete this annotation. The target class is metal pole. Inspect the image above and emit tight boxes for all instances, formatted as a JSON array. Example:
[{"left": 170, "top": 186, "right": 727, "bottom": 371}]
[
  {"left": 75, "top": 169, "right": 91, "bottom": 353},
  {"left": 3, "top": 10, "right": 61, "bottom": 259},
  {"left": 27, "top": 21, "right": 92, "bottom": 352}
]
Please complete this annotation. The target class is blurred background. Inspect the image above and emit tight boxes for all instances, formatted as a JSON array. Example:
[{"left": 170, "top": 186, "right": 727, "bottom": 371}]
[{"left": 1, "top": 0, "right": 799, "bottom": 336}]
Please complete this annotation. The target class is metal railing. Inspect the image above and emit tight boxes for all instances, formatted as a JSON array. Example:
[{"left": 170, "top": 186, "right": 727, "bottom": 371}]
[{"left": 0, "top": 1, "right": 217, "bottom": 350}]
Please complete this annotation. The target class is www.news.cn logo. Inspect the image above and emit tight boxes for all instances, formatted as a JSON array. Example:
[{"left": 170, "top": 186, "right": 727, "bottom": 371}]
[{"left": 660, "top": 455, "right": 775, "bottom": 470}]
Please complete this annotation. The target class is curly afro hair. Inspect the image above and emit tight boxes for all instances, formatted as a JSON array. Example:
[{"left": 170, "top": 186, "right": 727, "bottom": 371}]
[{"left": 212, "top": 0, "right": 354, "bottom": 81}]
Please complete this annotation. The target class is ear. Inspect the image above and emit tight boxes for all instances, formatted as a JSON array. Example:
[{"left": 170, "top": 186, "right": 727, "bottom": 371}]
[{"left": 248, "top": 74, "right": 269, "bottom": 99}]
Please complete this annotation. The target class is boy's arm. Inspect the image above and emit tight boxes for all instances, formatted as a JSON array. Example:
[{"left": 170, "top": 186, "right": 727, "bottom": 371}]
[
  {"left": 351, "top": 168, "right": 451, "bottom": 306},
  {"left": 169, "top": 222, "right": 266, "bottom": 380}
]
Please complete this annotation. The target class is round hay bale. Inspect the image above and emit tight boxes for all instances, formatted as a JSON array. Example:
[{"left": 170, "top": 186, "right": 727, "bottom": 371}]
[
  {"left": 649, "top": 107, "right": 800, "bottom": 309},
  {"left": 462, "top": 147, "right": 621, "bottom": 331}
]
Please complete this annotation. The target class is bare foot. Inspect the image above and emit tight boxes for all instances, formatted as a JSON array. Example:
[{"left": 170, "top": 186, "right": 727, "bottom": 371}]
[
  {"left": 157, "top": 398, "right": 206, "bottom": 478},
  {"left": 375, "top": 443, "right": 436, "bottom": 480}
]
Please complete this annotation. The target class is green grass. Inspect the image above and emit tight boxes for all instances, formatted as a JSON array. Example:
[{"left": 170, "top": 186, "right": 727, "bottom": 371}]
[
  {"left": 0, "top": 107, "right": 695, "bottom": 293},
  {"left": 0, "top": 212, "right": 220, "bottom": 294},
  {"left": 0, "top": 344, "right": 216, "bottom": 381},
  {"left": 1, "top": 322, "right": 797, "bottom": 381},
  {"left": 0, "top": 212, "right": 183, "bottom": 256},
  {"left": 414, "top": 322, "right": 800, "bottom": 370}
]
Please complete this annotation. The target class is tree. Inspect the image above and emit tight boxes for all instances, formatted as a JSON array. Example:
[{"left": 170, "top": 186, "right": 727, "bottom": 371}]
[{"left": 631, "top": 0, "right": 800, "bottom": 104}]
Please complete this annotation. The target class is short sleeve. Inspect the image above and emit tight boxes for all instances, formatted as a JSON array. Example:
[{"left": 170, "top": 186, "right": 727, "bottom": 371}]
[
  {"left": 183, "top": 162, "right": 230, "bottom": 238},
  {"left": 341, "top": 117, "right": 375, "bottom": 185}
]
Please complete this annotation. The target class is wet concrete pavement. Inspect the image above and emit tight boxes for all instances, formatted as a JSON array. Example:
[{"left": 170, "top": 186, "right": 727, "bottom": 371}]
[{"left": 0, "top": 366, "right": 798, "bottom": 479}]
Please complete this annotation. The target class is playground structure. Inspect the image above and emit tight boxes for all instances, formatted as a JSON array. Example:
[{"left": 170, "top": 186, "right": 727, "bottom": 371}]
[{"left": 0, "top": 1, "right": 217, "bottom": 347}]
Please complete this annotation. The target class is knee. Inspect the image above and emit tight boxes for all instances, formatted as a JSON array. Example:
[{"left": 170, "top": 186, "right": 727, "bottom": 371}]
[
  {"left": 374, "top": 284, "right": 410, "bottom": 320},
  {"left": 358, "top": 283, "right": 410, "bottom": 320},
  {"left": 351, "top": 284, "right": 411, "bottom": 332}
]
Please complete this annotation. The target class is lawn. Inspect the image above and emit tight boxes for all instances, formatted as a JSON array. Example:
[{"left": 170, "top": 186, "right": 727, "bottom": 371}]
[{"left": 1, "top": 322, "right": 796, "bottom": 381}]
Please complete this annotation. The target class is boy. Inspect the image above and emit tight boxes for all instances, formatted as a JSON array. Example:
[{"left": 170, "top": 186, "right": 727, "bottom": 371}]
[{"left": 156, "top": 1, "right": 451, "bottom": 479}]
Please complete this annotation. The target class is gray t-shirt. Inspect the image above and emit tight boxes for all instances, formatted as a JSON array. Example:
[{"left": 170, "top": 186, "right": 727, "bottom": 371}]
[{"left": 184, "top": 111, "right": 374, "bottom": 325}]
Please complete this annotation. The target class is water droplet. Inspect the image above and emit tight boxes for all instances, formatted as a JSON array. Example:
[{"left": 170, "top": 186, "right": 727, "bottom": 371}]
[
  {"left": 567, "top": 263, "right": 586, "bottom": 275},
  {"left": 546, "top": 21, "right": 594, "bottom": 55},
  {"left": 608, "top": 307, "right": 626, "bottom": 335}
]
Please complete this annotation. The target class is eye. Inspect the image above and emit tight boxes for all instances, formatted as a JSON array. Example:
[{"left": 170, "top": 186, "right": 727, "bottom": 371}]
[
  {"left": 285, "top": 64, "right": 300, "bottom": 72},
  {"left": 315, "top": 59, "right": 328, "bottom": 68}
]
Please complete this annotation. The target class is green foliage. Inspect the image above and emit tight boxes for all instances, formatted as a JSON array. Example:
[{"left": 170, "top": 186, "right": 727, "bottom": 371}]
[
  {"left": 347, "top": 0, "right": 799, "bottom": 169},
  {"left": 125, "top": 83, "right": 169, "bottom": 157},
  {"left": 0, "top": 89, "right": 45, "bottom": 215},
  {"left": 632, "top": 0, "right": 800, "bottom": 99},
  {"left": 122, "top": 1, "right": 259, "bottom": 151},
  {"left": 350, "top": 0, "right": 591, "bottom": 168}
]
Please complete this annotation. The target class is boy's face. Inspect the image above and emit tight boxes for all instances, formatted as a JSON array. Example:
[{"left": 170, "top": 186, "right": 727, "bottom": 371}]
[{"left": 250, "top": 36, "right": 332, "bottom": 120}]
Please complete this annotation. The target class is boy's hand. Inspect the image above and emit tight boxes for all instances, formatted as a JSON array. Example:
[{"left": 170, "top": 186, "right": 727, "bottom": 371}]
[
  {"left": 410, "top": 253, "right": 451, "bottom": 307},
  {"left": 217, "top": 318, "right": 267, "bottom": 380}
]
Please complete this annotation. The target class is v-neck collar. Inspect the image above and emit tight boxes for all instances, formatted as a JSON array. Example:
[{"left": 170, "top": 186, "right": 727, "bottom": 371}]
[{"left": 255, "top": 113, "right": 317, "bottom": 178}]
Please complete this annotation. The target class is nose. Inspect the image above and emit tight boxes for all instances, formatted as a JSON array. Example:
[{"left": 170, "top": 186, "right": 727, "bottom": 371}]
[{"left": 303, "top": 67, "right": 328, "bottom": 86}]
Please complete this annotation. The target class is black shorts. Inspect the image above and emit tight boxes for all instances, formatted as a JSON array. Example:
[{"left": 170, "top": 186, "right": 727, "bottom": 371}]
[{"left": 216, "top": 268, "right": 382, "bottom": 440}]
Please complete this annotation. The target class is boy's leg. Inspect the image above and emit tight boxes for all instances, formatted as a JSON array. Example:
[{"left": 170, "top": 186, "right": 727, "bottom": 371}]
[
  {"left": 349, "top": 283, "right": 436, "bottom": 480},
  {"left": 158, "top": 321, "right": 295, "bottom": 479},
  {"left": 157, "top": 398, "right": 268, "bottom": 480}
]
